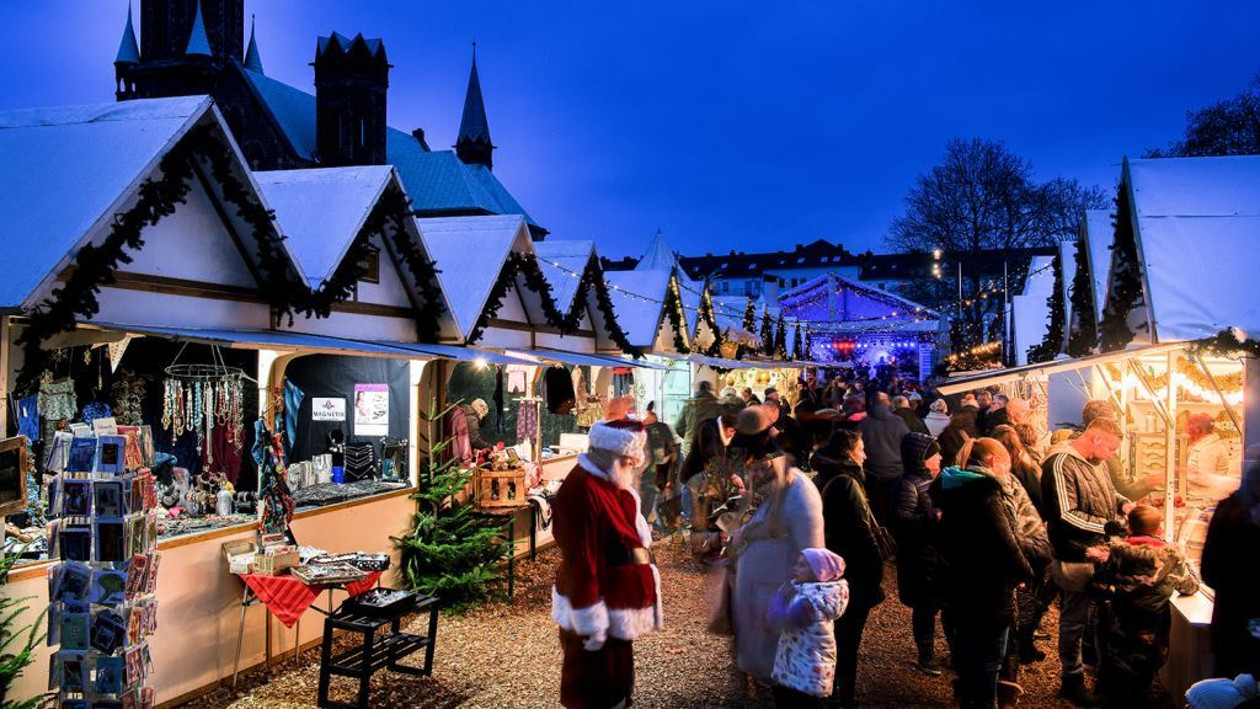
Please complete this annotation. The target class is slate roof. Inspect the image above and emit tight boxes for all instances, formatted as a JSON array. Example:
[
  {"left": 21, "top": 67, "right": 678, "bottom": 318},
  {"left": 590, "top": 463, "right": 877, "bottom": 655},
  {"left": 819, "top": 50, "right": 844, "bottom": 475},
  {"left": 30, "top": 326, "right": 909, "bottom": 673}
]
[
  {"left": 237, "top": 67, "right": 538, "bottom": 228},
  {"left": 254, "top": 166, "right": 394, "bottom": 290},
  {"left": 0, "top": 96, "right": 212, "bottom": 310}
]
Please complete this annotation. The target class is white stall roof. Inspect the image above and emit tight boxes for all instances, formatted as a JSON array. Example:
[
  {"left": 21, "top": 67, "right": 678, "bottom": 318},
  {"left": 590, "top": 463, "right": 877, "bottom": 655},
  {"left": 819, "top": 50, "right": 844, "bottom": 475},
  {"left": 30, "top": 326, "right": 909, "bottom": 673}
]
[
  {"left": 1083, "top": 209, "right": 1113, "bottom": 320},
  {"left": 254, "top": 166, "right": 394, "bottom": 290},
  {"left": 534, "top": 239, "right": 595, "bottom": 314},
  {"left": 1059, "top": 240, "right": 1078, "bottom": 331},
  {"left": 1128, "top": 156, "right": 1260, "bottom": 340},
  {"left": 605, "top": 269, "right": 673, "bottom": 347},
  {"left": 417, "top": 214, "right": 530, "bottom": 339},
  {"left": 0, "top": 96, "right": 211, "bottom": 309}
]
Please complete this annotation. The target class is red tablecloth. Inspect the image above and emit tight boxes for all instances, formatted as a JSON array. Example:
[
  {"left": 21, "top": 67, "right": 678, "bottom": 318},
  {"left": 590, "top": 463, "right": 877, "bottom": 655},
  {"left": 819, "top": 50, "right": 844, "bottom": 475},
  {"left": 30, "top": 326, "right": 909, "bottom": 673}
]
[{"left": 240, "top": 570, "right": 383, "bottom": 627}]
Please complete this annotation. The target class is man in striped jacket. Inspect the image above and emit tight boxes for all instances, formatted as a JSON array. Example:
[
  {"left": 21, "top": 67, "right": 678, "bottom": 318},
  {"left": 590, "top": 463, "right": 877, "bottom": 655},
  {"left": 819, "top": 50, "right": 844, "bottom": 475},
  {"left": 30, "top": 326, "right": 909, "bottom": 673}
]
[{"left": 1042, "top": 416, "right": 1133, "bottom": 706}]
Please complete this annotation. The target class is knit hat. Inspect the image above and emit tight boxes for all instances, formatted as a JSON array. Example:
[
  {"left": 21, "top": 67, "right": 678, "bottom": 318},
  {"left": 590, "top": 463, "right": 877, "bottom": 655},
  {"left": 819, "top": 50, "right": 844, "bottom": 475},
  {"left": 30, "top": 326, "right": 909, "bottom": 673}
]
[
  {"left": 901, "top": 432, "right": 941, "bottom": 474},
  {"left": 469, "top": 398, "right": 489, "bottom": 419},
  {"left": 1186, "top": 674, "right": 1259, "bottom": 709},
  {"left": 588, "top": 419, "right": 647, "bottom": 459},
  {"left": 801, "top": 548, "right": 846, "bottom": 583}
]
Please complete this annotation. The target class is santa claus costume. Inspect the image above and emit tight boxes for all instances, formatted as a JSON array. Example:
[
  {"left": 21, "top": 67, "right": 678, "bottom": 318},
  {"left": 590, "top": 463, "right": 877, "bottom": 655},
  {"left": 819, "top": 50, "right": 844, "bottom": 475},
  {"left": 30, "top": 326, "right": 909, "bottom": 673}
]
[{"left": 551, "top": 419, "right": 663, "bottom": 709}]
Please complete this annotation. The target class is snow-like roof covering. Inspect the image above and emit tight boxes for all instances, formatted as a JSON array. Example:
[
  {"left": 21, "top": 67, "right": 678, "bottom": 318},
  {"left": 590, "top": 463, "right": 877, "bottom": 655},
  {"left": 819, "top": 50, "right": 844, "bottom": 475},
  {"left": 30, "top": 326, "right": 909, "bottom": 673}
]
[
  {"left": 605, "top": 269, "right": 673, "bottom": 347},
  {"left": 1127, "top": 156, "right": 1260, "bottom": 340},
  {"left": 0, "top": 96, "right": 212, "bottom": 310},
  {"left": 417, "top": 214, "right": 529, "bottom": 338},
  {"left": 1083, "top": 209, "right": 1113, "bottom": 320},
  {"left": 534, "top": 240, "right": 594, "bottom": 314},
  {"left": 185, "top": 0, "right": 213, "bottom": 57},
  {"left": 237, "top": 67, "right": 538, "bottom": 227},
  {"left": 1012, "top": 255, "right": 1057, "bottom": 365},
  {"left": 677, "top": 274, "right": 703, "bottom": 335},
  {"left": 636, "top": 230, "right": 678, "bottom": 271},
  {"left": 254, "top": 166, "right": 393, "bottom": 290},
  {"left": 1059, "top": 240, "right": 1078, "bottom": 336}
]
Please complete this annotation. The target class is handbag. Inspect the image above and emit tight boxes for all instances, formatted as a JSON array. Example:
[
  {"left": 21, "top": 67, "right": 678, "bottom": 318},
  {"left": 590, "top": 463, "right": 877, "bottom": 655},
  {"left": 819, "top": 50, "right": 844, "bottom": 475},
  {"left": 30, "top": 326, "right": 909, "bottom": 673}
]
[
  {"left": 705, "top": 559, "right": 736, "bottom": 636},
  {"left": 869, "top": 514, "right": 899, "bottom": 562}
]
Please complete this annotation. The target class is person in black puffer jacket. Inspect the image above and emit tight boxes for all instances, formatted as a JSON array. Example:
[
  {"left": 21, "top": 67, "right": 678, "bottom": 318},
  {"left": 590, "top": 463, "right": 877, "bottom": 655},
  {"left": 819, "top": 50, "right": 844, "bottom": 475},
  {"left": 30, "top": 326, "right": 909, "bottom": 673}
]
[
  {"left": 812, "top": 428, "right": 884, "bottom": 708},
  {"left": 934, "top": 437, "right": 1032, "bottom": 709},
  {"left": 892, "top": 432, "right": 946, "bottom": 676}
]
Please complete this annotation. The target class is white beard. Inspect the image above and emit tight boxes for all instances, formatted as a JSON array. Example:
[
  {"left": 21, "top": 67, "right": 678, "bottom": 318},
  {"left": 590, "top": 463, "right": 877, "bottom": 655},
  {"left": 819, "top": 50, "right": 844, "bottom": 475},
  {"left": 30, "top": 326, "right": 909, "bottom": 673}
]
[{"left": 609, "top": 463, "right": 637, "bottom": 490}]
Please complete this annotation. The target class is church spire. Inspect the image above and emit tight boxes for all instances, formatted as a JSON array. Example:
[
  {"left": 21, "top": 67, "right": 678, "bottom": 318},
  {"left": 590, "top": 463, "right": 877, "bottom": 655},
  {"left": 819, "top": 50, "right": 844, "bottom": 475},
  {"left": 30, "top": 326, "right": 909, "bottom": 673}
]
[
  {"left": 243, "top": 14, "right": 264, "bottom": 73},
  {"left": 115, "top": 3, "right": 140, "bottom": 66},
  {"left": 185, "top": 0, "right": 212, "bottom": 57},
  {"left": 455, "top": 43, "right": 495, "bottom": 169}
]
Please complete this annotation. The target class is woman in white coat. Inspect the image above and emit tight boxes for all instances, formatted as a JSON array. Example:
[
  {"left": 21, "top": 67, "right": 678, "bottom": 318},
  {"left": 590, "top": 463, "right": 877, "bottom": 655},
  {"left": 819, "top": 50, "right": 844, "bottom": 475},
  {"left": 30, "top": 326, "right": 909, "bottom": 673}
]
[{"left": 729, "top": 406, "right": 826, "bottom": 685}]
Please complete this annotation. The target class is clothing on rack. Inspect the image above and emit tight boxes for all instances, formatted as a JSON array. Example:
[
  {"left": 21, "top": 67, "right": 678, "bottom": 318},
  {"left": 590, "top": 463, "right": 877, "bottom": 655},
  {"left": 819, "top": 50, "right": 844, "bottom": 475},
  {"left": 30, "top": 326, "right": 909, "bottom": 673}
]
[
  {"left": 506, "top": 366, "right": 530, "bottom": 395},
  {"left": 283, "top": 380, "right": 305, "bottom": 450},
  {"left": 15, "top": 394, "right": 39, "bottom": 442},
  {"left": 80, "top": 401, "right": 112, "bottom": 425},
  {"left": 543, "top": 366, "right": 577, "bottom": 415},
  {"left": 39, "top": 377, "right": 77, "bottom": 422},
  {"left": 612, "top": 368, "right": 634, "bottom": 398},
  {"left": 516, "top": 398, "right": 541, "bottom": 442},
  {"left": 528, "top": 493, "right": 553, "bottom": 531},
  {"left": 571, "top": 367, "right": 586, "bottom": 400},
  {"left": 493, "top": 366, "right": 505, "bottom": 433},
  {"left": 204, "top": 424, "right": 244, "bottom": 484}
]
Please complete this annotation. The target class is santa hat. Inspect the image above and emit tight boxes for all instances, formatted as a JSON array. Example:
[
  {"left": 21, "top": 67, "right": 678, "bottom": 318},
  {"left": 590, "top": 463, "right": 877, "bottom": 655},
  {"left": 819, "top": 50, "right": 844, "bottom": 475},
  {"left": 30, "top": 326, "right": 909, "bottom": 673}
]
[
  {"left": 588, "top": 419, "right": 647, "bottom": 459},
  {"left": 801, "top": 548, "right": 846, "bottom": 582}
]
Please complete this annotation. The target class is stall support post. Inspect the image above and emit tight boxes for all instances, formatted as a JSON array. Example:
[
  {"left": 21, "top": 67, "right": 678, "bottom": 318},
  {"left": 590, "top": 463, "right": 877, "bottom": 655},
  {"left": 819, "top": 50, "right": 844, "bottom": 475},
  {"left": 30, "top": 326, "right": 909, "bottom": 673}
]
[
  {"left": 408, "top": 360, "right": 424, "bottom": 487},
  {"left": 1246, "top": 358, "right": 1260, "bottom": 471},
  {"left": 1164, "top": 350, "right": 1179, "bottom": 540}
]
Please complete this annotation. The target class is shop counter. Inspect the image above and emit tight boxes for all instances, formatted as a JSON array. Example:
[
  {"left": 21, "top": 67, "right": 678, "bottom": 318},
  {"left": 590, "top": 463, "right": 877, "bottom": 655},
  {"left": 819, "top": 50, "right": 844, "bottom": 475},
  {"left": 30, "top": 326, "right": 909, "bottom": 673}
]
[{"left": 1161, "top": 590, "right": 1215, "bottom": 701}]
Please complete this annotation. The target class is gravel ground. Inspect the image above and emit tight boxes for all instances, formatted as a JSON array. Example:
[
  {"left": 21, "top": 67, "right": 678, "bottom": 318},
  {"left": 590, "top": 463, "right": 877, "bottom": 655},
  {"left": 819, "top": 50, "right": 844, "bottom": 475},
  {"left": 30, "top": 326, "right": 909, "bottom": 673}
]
[{"left": 186, "top": 537, "right": 1174, "bottom": 708}]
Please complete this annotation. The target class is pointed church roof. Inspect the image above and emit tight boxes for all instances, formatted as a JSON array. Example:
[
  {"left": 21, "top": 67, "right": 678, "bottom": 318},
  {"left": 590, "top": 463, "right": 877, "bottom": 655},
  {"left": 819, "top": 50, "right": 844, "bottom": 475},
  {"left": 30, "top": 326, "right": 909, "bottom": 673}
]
[
  {"left": 116, "top": 4, "right": 140, "bottom": 65},
  {"left": 635, "top": 230, "right": 678, "bottom": 271},
  {"left": 244, "top": 16, "right": 264, "bottom": 74},
  {"left": 185, "top": 0, "right": 213, "bottom": 57},
  {"left": 458, "top": 54, "right": 492, "bottom": 146}
]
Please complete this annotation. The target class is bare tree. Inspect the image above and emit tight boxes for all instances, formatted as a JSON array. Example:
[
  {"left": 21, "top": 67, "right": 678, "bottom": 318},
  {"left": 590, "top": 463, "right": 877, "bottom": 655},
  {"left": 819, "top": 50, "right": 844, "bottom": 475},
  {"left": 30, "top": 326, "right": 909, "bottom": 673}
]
[{"left": 1148, "top": 74, "right": 1260, "bottom": 158}]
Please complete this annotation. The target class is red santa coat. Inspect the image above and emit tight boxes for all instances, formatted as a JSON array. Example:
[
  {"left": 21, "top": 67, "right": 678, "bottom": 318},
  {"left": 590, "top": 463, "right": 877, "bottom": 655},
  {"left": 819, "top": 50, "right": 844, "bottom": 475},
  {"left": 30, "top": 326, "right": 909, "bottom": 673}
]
[{"left": 551, "top": 456, "right": 663, "bottom": 640}]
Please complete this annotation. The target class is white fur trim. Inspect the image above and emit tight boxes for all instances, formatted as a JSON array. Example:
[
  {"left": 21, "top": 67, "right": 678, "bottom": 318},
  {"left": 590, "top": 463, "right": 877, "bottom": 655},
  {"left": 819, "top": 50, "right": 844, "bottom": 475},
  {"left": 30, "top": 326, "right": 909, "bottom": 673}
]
[
  {"left": 551, "top": 586, "right": 609, "bottom": 637},
  {"left": 588, "top": 422, "right": 647, "bottom": 458}
]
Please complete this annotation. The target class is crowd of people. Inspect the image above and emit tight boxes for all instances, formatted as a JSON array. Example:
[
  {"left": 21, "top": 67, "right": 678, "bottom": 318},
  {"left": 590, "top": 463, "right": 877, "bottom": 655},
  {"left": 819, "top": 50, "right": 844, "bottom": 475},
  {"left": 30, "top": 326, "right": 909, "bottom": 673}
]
[{"left": 548, "top": 370, "right": 1260, "bottom": 709}]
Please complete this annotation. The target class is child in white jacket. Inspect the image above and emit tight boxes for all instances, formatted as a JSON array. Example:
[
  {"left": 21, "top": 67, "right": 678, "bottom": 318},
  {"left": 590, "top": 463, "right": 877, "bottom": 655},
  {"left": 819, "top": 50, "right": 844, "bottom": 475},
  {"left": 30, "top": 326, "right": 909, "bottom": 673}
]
[{"left": 767, "top": 547, "right": 850, "bottom": 706}]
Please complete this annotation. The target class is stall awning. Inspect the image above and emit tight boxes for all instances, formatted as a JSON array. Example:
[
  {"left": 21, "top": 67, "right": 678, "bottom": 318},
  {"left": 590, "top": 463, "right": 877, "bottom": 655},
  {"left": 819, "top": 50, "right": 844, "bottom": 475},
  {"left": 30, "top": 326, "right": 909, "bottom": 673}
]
[
  {"left": 378, "top": 342, "right": 537, "bottom": 366},
  {"left": 681, "top": 354, "right": 761, "bottom": 370},
  {"left": 936, "top": 343, "right": 1185, "bottom": 395},
  {"left": 507, "top": 348, "right": 669, "bottom": 370}
]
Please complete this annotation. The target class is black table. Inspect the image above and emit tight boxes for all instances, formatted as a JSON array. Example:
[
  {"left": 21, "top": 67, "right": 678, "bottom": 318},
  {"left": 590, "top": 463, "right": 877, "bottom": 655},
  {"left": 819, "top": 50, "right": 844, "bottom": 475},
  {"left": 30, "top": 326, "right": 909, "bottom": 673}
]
[{"left": 316, "top": 594, "right": 439, "bottom": 708}]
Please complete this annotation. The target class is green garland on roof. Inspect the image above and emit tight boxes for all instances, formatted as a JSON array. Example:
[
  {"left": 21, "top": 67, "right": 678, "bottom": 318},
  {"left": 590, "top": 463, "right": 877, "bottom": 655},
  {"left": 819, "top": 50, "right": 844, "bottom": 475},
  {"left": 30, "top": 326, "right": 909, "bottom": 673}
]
[
  {"left": 662, "top": 276, "right": 690, "bottom": 354},
  {"left": 742, "top": 296, "right": 757, "bottom": 331},
  {"left": 1099, "top": 186, "right": 1144, "bottom": 352},
  {"left": 793, "top": 324, "right": 805, "bottom": 361},
  {"left": 14, "top": 124, "right": 300, "bottom": 394},
  {"left": 774, "top": 313, "right": 788, "bottom": 360},
  {"left": 698, "top": 288, "right": 723, "bottom": 357},
  {"left": 1187, "top": 327, "right": 1260, "bottom": 360},
  {"left": 760, "top": 310, "right": 775, "bottom": 357},
  {"left": 562, "top": 256, "right": 641, "bottom": 357},
  {"left": 467, "top": 253, "right": 566, "bottom": 345},
  {"left": 1027, "top": 253, "right": 1065, "bottom": 364},
  {"left": 1067, "top": 234, "right": 1098, "bottom": 357}
]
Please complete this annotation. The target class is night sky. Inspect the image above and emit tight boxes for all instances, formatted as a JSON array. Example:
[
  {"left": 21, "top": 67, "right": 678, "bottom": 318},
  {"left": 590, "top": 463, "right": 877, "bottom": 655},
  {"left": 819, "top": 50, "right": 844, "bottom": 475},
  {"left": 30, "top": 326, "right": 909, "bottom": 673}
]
[{"left": 4, "top": 1, "right": 1259, "bottom": 257}]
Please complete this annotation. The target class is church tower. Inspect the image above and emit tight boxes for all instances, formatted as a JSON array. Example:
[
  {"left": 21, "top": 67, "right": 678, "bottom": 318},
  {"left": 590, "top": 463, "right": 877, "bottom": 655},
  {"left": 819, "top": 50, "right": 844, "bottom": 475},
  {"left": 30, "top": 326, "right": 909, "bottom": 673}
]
[
  {"left": 455, "top": 48, "right": 495, "bottom": 169},
  {"left": 116, "top": 0, "right": 245, "bottom": 100},
  {"left": 314, "top": 32, "right": 391, "bottom": 166}
]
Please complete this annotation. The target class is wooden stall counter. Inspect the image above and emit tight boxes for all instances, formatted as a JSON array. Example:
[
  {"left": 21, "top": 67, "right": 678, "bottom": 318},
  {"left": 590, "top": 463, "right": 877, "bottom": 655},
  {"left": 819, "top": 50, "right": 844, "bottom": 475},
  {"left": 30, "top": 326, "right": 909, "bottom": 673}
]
[{"left": 1161, "top": 590, "right": 1215, "bottom": 702}]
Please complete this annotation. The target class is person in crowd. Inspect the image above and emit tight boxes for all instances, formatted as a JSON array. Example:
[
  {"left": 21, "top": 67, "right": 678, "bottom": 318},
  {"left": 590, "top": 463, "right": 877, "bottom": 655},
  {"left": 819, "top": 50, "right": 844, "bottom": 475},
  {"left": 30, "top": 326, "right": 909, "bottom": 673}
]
[
  {"left": 675, "top": 381, "right": 720, "bottom": 454},
  {"left": 1093, "top": 505, "right": 1199, "bottom": 706},
  {"left": 823, "top": 377, "right": 849, "bottom": 410},
  {"left": 939, "top": 404, "right": 979, "bottom": 468},
  {"left": 893, "top": 395, "right": 931, "bottom": 435},
  {"left": 798, "top": 373, "right": 824, "bottom": 414},
  {"left": 1186, "top": 413, "right": 1238, "bottom": 502},
  {"left": 1080, "top": 399, "right": 1161, "bottom": 503},
  {"left": 892, "top": 432, "right": 946, "bottom": 676},
  {"left": 974, "top": 390, "right": 995, "bottom": 434},
  {"left": 1201, "top": 464, "right": 1260, "bottom": 679},
  {"left": 991, "top": 425, "right": 1045, "bottom": 516},
  {"left": 859, "top": 391, "right": 910, "bottom": 522},
  {"left": 765, "top": 386, "right": 789, "bottom": 418},
  {"left": 682, "top": 413, "right": 739, "bottom": 555},
  {"left": 985, "top": 394, "right": 1010, "bottom": 434},
  {"left": 742, "top": 386, "right": 762, "bottom": 406},
  {"left": 551, "top": 419, "right": 663, "bottom": 708},
  {"left": 643, "top": 402, "right": 682, "bottom": 526},
  {"left": 1041, "top": 416, "right": 1131, "bottom": 706},
  {"left": 1004, "top": 398, "right": 1044, "bottom": 460},
  {"left": 768, "top": 548, "right": 851, "bottom": 708},
  {"left": 925, "top": 397, "right": 952, "bottom": 438},
  {"left": 811, "top": 428, "right": 885, "bottom": 708},
  {"left": 720, "top": 386, "right": 747, "bottom": 417},
  {"left": 463, "top": 398, "right": 494, "bottom": 450},
  {"left": 730, "top": 407, "right": 825, "bottom": 687},
  {"left": 1185, "top": 674, "right": 1260, "bottom": 709},
  {"left": 936, "top": 438, "right": 1033, "bottom": 709},
  {"left": 840, "top": 394, "right": 867, "bottom": 427}
]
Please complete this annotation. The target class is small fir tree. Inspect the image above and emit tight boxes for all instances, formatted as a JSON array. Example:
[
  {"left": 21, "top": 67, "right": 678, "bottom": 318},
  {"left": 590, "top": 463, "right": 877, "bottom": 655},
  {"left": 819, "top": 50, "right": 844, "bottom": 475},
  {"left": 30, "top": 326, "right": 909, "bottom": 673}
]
[
  {"left": 1, "top": 545, "right": 47, "bottom": 709},
  {"left": 793, "top": 325, "right": 805, "bottom": 361},
  {"left": 1067, "top": 236, "right": 1098, "bottom": 356},
  {"left": 393, "top": 400, "right": 511, "bottom": 607},
  {"left": 774, "top": 314, "right": 788, "bottom": 359},
  {"left": 760, "top": 311, "right": 775, "bottom": 356},
  {"left": 1027, "top": 253, "right": 1066, "bottom": 363},
  {"left": 742, "top": 296, "right": 756, "bottom": 331}
]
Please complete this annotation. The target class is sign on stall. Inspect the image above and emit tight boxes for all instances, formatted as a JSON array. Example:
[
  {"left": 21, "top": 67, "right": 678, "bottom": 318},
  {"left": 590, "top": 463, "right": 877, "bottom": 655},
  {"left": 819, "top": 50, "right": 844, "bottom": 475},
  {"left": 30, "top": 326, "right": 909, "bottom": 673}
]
[
  {"left": 311, "top": 397, "right": 346, "bottom": 422},
  {"left": 353, "top": 384, "right": 390, "bottom": 436}
]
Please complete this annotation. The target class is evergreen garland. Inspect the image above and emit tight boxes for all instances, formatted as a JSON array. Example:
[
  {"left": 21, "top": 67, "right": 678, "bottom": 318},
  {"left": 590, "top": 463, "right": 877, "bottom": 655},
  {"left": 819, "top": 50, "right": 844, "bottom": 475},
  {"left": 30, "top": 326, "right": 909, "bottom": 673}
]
[
  {"left": 774, "top": 314, "right": 787, "bottom": 360},
  {"left": 586, "top": 258, "right": 642, "bottom": 357},
  {"left": 698, "top": 287, "right": 723, "bottom": 357},
  {"left": 742, "top": 296, "right": 757, "bottom": 331},
  {"left": 760, "top": 310, "right": 775, "bottom": 356},
  {"left": 792, "top": 324, "right": 805, "bottom": 361},
  {"left": 392, "top": 400, "right": 511, "bottom": 607},
  {"left": 804, "top": 327, "right": 813, "bottom": 360},
  {"left": 662, "top": 276, "right": 690, "bottom": 354},
  {"left": 1187, "top": 327, "right": 1260, "bottom": 360},
  {"left": 1027, "top": 253, "right": 1066, "bottom": 363},
  {"left": 466, "top": 253, "right": 566, "bottom": 344},
  {"left": 377, "top": 187, "right": 447, "bottom": 342},
  {"left": 1067, "top": 235, "right": 1098, "bottom": 357},
  {"left": 1099, "top": 188, "right": 1144, "bottom": 351}
]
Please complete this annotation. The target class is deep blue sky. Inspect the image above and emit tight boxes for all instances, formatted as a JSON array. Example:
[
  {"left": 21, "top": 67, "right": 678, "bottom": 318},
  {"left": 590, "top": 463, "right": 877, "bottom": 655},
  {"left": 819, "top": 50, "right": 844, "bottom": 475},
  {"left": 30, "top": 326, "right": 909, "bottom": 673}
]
[{"left": 4, "top": 2, "right": 1259, "bottom": 258}]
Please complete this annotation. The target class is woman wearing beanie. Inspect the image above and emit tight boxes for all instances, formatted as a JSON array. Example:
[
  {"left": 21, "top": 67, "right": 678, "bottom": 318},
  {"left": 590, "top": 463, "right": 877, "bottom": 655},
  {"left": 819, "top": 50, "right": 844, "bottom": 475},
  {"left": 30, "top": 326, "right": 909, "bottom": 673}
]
[
  {"left": 729, "top": 406, "right": 825, "bottom": 691},
  {"left": 891, "top": 432, "right": 946, "bottom": 676}
]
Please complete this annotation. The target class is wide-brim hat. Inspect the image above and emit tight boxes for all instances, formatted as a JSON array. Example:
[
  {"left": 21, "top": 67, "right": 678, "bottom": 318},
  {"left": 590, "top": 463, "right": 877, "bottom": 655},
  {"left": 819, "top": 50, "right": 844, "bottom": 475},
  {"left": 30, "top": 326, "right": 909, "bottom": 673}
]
[{"left": 731, "top": 406, "right": 783, "bottom": 461}]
